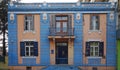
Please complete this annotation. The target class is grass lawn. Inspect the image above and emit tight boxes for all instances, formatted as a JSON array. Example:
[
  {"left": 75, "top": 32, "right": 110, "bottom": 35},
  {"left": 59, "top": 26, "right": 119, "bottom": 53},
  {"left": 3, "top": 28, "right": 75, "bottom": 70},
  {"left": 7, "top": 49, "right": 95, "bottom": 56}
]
[
  {"left": 0, "top": 56, "right": 9, "bottom": 70},
  {"left": 118, "top": 40, "right": 120, "bottom": 70}
]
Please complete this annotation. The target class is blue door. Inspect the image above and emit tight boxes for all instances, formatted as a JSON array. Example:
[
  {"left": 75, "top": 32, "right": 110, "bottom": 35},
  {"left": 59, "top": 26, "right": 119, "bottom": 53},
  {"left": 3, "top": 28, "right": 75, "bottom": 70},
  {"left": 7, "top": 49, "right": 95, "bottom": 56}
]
[{"left": 56, "top": 43, "right": 68, "bottom": 64}]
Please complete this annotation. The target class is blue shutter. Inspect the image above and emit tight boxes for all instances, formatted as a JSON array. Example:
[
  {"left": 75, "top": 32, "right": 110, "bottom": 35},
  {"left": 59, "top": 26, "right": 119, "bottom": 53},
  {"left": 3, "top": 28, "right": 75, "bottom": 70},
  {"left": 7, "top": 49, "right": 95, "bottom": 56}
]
[
  {"left": 34, "top": 42, "right": 38, "bottom": 56},
  {"left": 20, "top": 42, "right": 25, "bottom": 56},
  {"left": 85, "top": 42, "right": 90, "bottom": 56},
  {"left": 99, "top": 42, "right": 104, "bottom": 57}
]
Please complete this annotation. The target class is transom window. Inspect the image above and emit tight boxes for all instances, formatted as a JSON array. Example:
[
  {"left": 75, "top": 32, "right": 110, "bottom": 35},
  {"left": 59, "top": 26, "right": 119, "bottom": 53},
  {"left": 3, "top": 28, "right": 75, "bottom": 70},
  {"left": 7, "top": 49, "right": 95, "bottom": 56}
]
[
  {"left": 90, "top": 14, "right": 100, "bottom": 31},
  {"left": 55, "top": 15, "right": 68, "bottom": 33},
  {"left": 25, "top": 41, "right": 34, "bottom": 56},
  {"left": 90, "top": 42, "right": 99, "bottom": 56},
  {"left": 24, "top": 15, "right": 34, "bottom": 31}
]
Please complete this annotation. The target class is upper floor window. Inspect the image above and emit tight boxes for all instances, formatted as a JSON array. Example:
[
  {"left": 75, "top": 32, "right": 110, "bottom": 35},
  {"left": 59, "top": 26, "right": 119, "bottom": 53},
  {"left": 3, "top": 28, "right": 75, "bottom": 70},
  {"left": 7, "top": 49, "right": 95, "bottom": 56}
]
[
  {"left": 20, "top": 41, "right": 38, "bottom": 57},
  {"left": 86, "top": 41, "right": 104, "bottom": 57},
  {"left": 24, "top": 15, "right": 34, "bottom": 31},
  {"left": 90, "top": 14, "right": 100, "bottom": 31},
  {"left": 55, "top": 15, "right": 68, "bottom": 33}
]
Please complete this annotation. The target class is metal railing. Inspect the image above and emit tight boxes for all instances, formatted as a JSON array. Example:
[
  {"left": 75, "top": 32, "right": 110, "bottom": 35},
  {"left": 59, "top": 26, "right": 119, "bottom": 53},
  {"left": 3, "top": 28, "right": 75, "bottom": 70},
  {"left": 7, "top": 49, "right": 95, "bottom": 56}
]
[{"left": 49, "top": 27, "right": 74, "bottom": 36}]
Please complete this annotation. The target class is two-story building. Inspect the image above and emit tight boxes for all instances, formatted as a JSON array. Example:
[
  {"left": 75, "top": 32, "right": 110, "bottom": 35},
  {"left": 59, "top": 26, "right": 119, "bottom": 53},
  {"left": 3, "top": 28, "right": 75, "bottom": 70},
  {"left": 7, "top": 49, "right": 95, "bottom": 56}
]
[{"left": 8, "top": 0, "right": 117, "bottom": 70}]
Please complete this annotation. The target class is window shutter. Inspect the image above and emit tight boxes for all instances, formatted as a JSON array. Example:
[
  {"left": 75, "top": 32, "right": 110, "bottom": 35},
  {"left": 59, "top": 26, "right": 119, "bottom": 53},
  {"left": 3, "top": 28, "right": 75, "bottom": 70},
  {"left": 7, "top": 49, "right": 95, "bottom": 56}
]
[
  {"left": 20, "top": 42, "right": 25, "bottom": 56},
  {"left": 85, "top": 42, "right": 90, "bottom": 56},
  {"left": 34, "top": 42, "right": 38, "bottom": 56},
  {"left": 99, "top": 42, "right": 104, "bottom": 57},
  {"left": 68, "top": 15, "right": 72, "bottom": 35},
  {"left": 50, "top": 15, "right": 55, "bottom": 35}
]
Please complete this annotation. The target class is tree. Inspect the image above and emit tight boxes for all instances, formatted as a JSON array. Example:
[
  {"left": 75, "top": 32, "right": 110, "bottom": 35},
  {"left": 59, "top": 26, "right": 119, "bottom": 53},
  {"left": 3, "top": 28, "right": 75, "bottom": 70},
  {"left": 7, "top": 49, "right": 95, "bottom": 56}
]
[{"left": 0, "top": 0, "right": 10, "bottom": 63}]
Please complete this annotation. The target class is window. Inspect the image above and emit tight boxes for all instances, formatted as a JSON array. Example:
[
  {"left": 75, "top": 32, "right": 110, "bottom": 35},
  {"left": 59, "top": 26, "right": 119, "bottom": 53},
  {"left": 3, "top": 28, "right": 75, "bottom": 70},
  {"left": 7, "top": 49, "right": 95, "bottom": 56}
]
[
  {"left": 90, "top": 42, "right": 99, "bottom": 56},
  {"left": 86, "top": 41, "right": 104, "bottom": 57},
  {"left": 20, "top": 41, "right": 38, "bottom": 57},
  {"left": 55, "top": 15, "right": 68, "bottom": 33},
  {"left": 90, "top": 15, "right": 100, "bottom": 31},
  {"left": 24, "top": 15, "right": 34, "bottom": 31},
  {"left": 25, "top": 41, "right": 34, "bottom": 56}
]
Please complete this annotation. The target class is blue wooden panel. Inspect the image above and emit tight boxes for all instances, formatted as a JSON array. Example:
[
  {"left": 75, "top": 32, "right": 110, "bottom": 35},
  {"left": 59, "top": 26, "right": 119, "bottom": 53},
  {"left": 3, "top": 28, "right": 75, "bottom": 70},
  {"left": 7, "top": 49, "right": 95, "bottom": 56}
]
[
  {"left": 106, "top": 13, "right": 116, "bottom": 66},
  {"left": 88, "top": 58, "right": 101, "bottom": 65},
  {"left": 22, "top": 58, "right": 36, "bottom": 65},
  {"left": 74, "top": 13, "right": 83, "bottom": 65},
  {"left": 40, "top": 13, "right": 50, "bottom": 65}
]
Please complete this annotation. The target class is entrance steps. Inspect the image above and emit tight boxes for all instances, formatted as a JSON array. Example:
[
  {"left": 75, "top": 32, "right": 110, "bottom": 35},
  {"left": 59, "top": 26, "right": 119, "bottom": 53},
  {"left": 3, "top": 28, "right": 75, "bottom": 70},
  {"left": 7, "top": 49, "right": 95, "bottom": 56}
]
[{"left": 42, "top": 65, "right": 80, "bottom": 70}]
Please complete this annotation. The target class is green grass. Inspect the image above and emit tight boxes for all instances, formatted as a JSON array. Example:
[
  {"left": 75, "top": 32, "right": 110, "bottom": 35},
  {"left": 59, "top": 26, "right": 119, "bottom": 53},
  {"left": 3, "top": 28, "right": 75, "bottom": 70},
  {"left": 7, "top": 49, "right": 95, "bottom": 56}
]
[
  {"left": 0, "top": 56, "right": 9, "bottom": 70},
  {"left": 117, "top": 40, "right": 120, "bottom": 70}
]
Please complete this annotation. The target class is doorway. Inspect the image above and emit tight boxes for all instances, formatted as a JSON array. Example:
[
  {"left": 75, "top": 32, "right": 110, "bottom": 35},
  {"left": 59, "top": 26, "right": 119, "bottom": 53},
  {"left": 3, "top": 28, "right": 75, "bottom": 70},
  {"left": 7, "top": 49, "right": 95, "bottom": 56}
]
[{"left": 55, "top": 42, "right": 68, "bottom": 64}]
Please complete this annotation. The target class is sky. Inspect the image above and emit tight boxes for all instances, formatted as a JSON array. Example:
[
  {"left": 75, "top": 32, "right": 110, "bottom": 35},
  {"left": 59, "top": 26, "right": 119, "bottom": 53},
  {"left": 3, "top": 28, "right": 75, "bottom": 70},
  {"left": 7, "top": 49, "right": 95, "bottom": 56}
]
[{"left": 20, "top": 0, "right": 78, "bottom": 3}]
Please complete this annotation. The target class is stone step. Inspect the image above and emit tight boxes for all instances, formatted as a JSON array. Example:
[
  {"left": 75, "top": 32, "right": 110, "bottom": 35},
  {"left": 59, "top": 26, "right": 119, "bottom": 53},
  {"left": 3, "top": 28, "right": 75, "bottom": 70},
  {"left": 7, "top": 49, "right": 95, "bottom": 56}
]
[{"left": 42, "top": 65, "right": 80, "bottom": 70}]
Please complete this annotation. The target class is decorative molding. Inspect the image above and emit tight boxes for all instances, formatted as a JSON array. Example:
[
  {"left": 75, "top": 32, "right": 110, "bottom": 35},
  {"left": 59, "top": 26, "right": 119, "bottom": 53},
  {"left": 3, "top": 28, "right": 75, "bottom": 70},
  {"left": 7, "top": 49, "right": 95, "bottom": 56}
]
[
  {"left": 10, "top": 1, "right": 13, "bottom": 6},
  {"left": 43, "top": 1, "right": 47, "bottom": 6},
  {"left": 43, "top": 13, "right": 47, "bottom": 20},
  {"left": 8, "top": 11, "right": 110, "bottom": 14},
  {"left": 87, "top": 39, "right": 102, "bottom": 41},
  {"left": 76, "top": 2, "right": 80, "bottom": 6},
  {"left": 10, "top": 13, "right": 14, "bottom": 21},
  {"left": 22, "top": 39, "right": 36, "bottom": 41},
  {"left": 110, "top": 11, "right": 114, "bottom": 20},
  {"left": 76, "top": 13, "right": 80, "bottom": 20}
]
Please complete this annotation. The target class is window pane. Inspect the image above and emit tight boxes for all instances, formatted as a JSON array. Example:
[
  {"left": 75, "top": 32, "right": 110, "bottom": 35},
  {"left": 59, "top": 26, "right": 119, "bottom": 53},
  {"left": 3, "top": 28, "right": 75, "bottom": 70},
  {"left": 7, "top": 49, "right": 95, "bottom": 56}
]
[
  {"left": 90, "top": 52, "right": 94, "bottom": 56},
  {"left": 26, "top": 47, "right": 29, "bottom": 51},
  {"left": 95, "top": 47, "right": 98, "bottom": 51},
  {"left": 30, "top": 52, "right": 34, "bottom": 56},
  {"left": 90, "top": 47, "right": 93, "bottom": 51},
  {"left": 30, "top": 47, "right": 34, "bottom": 52},
  {"left": 63, "top": 22, "right": 67, "bottom": 32},
  {"left": 62, "top": 17, "right": 68, "bottom": 20},
  {"left": 30, "top": 42, "right": 34, "bottom": 46},
  {"left": 30, "top": 21, "right": 34, "bottom": 31},
  {"left": 25, "top": 21, "right": 28, "bottom": 30},
  {"left": 26, "top": 52, "right": 29, "bottom": 56},
  {"left": 95, "top": 52, "right": 99, "bottom": 56},
  {"left": 56, "top": 22, "right": 60, "bottom": 32},
  {"left": 56, "top": 17, "right": 61, "bottom": 20}
]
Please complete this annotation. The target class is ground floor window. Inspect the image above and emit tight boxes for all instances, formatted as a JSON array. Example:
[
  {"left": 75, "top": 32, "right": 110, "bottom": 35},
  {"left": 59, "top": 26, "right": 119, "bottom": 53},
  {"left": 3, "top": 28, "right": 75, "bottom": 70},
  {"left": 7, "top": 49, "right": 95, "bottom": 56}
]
[
  {"left": 86, "top": 41, "right": 104, "bottom": 57},
  {"left": 20, "top": 41, "right": 38, "bottom": 57}
]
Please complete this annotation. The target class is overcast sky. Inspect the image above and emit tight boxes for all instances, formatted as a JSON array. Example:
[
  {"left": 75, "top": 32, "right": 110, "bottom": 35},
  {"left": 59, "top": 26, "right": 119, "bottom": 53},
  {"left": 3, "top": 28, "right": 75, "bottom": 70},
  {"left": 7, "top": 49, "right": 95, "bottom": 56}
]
[{"left": 20, "top": 0, "right": 78, "bottom": 3}]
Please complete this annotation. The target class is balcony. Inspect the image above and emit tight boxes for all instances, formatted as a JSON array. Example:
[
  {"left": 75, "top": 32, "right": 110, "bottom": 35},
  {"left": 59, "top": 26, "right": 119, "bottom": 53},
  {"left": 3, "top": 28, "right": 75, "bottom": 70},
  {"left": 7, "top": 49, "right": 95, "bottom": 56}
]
[{"left": 48, "top": 28, "right": 75, "bottom": 39}]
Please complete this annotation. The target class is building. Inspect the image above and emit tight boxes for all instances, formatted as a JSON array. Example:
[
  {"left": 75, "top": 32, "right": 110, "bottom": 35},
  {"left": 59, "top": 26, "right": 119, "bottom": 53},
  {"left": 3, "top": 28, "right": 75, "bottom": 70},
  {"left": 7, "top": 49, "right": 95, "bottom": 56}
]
[
  {"left": 117, "top": 0, "right": 120, "bottom": 70},
  {"left": 8, "top": 0, "right": 117, "bottom": 70}
]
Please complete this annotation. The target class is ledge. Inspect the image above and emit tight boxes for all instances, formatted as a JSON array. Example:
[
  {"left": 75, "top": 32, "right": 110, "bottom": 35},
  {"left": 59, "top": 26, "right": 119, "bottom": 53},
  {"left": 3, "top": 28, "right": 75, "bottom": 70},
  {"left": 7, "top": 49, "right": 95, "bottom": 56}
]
[{"left": 48, "top": 36, "right": 75, "bottom": 39}]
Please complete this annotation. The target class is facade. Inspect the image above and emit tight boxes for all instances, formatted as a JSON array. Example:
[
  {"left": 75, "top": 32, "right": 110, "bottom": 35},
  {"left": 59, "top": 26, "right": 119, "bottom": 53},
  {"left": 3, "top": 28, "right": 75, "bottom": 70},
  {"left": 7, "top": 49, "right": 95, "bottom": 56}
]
[{"left": 8, "top": 1, "right": 117, "bottom": 70}]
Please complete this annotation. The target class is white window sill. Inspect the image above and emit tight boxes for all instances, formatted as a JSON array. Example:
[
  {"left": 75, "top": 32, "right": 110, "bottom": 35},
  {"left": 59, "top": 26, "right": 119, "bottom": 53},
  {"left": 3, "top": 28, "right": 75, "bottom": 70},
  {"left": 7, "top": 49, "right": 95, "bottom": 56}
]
[
  {"left": 22, "top": 56, "right": 37, "bottom": 58},
  {"left": 23, "top": 31, "right": 36, "bottom": 34},
  {"left": 87, "top": 56, "right": 102, "bottom": 59},
  {"left": 88, "top": 30, "right": 101, "bottom": 33}
]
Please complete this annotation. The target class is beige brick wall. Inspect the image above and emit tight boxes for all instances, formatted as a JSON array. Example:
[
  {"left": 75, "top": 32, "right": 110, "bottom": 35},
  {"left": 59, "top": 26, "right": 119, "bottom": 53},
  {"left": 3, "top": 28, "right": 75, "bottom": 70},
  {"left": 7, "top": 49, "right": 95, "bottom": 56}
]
[
  {"left": 83, "top": 14, "right": 106, "bottom": 64},
  {"left": 9, "top": 66, "right": 46, "bottom": 70},
  {"left": 17, "top": 14, "right": 40, "bottom": 64}
]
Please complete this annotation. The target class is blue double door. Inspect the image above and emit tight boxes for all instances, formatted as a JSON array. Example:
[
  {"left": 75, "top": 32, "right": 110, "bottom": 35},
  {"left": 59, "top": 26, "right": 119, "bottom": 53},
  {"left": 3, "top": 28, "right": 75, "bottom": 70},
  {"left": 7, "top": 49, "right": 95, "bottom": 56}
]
[{"left": 56, "top": 42, "right": 68, "bottom": 64}]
